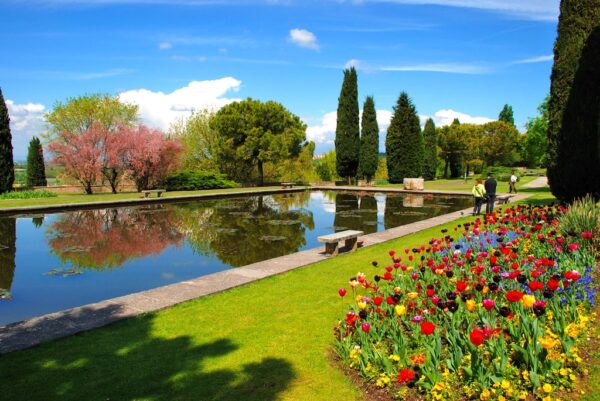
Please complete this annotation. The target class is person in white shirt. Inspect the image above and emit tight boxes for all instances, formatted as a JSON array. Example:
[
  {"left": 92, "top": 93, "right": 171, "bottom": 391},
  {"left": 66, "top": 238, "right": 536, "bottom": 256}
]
[{"left": 509, "top": 172, "right": 518, "bottom": 194}]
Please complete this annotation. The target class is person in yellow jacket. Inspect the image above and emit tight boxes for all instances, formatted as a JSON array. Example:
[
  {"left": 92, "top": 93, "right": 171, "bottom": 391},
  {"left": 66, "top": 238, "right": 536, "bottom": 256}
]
[{"left": 471, "top": 179, "right": 486, "bottom": 215}]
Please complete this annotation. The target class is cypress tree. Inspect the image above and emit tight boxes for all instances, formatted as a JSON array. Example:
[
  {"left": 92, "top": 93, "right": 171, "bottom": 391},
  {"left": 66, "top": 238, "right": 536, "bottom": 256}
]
[
  {"left": 547, "top": 0, "right": 600, "bottom": 199},
  {"left": 0, "top": 218, "right": 16, "bottom": 292},
  {"left": 0, "top": 88, "right": 14, "bottom": 194},
  {"left": 422, "top": 118, "right": 438, "bottom": 180},
  {"left": 385, "top": 92, "right": 423, "bottom": 183},
  {"left": 358, "top": 96, "right": 379, "bottom": 182},
  {"left": 335, "top": 67, "right": 360, "bottom": 183},
  {"left": 26, "top": 136, "right": 47, "bottom": 187},
  {"left": 498, "top": 104, "right": 515, "bottom": 126}
]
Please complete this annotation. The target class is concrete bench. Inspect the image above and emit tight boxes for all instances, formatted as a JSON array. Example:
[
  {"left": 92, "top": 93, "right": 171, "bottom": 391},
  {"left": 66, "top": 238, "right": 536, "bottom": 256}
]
[
  {"left": 318, "top": 230, "right": 364, "bottom": 256},
  {"left": 142, "top": 189, "right": 166, "bottom": 198},
  {"left": 281, "top": 182, "right": 296, "bottom": 189},
  {"left": 496, "top": 195, "right": 514, "bottom": 205}
]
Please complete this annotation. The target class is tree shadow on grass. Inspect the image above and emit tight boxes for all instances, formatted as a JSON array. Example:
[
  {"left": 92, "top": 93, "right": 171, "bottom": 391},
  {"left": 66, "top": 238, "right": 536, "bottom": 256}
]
[{"left": 0, "top": 312, "right": 295, "bottom": 401}]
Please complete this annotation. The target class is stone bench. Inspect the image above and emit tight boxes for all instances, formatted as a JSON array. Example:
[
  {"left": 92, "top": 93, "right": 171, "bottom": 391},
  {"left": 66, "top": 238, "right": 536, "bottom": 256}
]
[
  {"left": 318, "top": 230, "right": 364, "bottom": 256},
  {"left": 142, "top": 189, "right": 166, "bottom": 198},
  {"left": 495, "top": 195, "right": 514, "bottom": 205},
  {"left": 281, "top": 182, "right": 296, "bottom": 189}
]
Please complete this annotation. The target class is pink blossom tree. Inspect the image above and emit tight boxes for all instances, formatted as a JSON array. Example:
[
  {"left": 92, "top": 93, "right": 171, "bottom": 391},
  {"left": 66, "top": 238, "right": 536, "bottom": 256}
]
[
  {"left": 48, "top": 124, "right": 105, "bottom": 194},
  {"left": 121, "top": 125, "right": 182, "bottom": 191}
]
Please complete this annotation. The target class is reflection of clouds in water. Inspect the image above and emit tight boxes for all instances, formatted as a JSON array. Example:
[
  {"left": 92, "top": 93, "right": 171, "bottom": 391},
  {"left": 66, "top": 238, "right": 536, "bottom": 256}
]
[
  {"left": 312, "top": 191, "right": 336, "bottom": 214},
  {"left": 375, "top": 194, "right": 386, "bottom": 217},
  {"left": 162, "top": 272, "right": 175, "bottom": 280}
]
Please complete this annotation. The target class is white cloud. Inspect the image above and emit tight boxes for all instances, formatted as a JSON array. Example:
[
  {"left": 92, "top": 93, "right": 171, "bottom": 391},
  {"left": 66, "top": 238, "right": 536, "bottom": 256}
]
[
  {"left": 381, "top": 63, "right": 490, "bottom": 74},
  {"left": 289, "top": 28, "right": 319, "bottom": 50},
  {"left": 158, "top": 41, "right": 172, "bottom": 50},
  {"left": 510, "top": 54, "right": 553, "bottom": 65},
  {"left": 349, "top": 0, "right": 558, "bottom": 21},
  {"left": 420, "top": 109, "right": 493, "bottom": 127},
  {"left": 118, "top": 77, "right": 242, "bottom": 131},
  {"left": 6, "top": 100, "right": 47, "bottom": 160}
]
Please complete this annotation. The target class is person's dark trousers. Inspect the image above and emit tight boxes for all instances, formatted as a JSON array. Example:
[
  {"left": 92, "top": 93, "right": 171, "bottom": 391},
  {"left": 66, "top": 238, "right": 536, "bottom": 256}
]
[
  {"left": 486, "top": 194, "right": 496, "bottom": 214},
  {"left": 473, "top": 197, "right": 484, "bottom": 215},
  {"left": 509, "top": 182, "right": 517, "bottom": 193}
]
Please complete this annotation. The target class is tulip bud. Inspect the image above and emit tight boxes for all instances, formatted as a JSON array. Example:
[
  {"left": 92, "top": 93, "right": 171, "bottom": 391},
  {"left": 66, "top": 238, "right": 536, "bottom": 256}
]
[{"left": 338, "top": 288, "right": 347, "bottom": 297}]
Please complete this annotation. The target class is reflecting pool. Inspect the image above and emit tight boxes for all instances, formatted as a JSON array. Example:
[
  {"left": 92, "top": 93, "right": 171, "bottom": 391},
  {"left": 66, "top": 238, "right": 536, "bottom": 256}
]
[{"left": 0, "top": 190, "right": 471, "bottom": 325}]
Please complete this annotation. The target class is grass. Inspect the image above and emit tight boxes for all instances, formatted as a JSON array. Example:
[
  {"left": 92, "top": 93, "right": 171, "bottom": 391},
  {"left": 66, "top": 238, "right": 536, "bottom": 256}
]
[
  {"left": 378, "top": 175, "right": 540, "bottom": 193},
  {"left": 0, "top": 186, "right": 299, "bottom": 209},
  {"left": 0, "top": 188, "right": 595, "bottom": 401}
]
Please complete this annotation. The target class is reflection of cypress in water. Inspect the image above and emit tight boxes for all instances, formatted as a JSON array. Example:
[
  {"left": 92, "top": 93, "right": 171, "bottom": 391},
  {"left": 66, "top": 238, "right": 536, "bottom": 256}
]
[
  {"left": 334, "top": 193, "right": 359, "bottom": 232},
  {"left": 359, "top": 195, "right": 378, "bottom": 234},
  {"left": 0, "top": 218, "right": 16, "bottom": 291},
  {"left": 32, "top": 216, "right": 44, "bottom": 228}
]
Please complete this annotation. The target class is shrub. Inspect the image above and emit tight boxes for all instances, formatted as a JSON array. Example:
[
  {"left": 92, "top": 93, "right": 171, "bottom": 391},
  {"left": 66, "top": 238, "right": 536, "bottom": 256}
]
[
  {"left": 0, "top": 190, "right": 57, "bottom": 200},
  {"left": 479, "top": 166, "right": 521, "bottom": 182},
  {"left": 559, "top": 194, "right": 599, "bottom": 254},
  {"left": 165, "top": 171, "right": 238, "bottom": 191}
]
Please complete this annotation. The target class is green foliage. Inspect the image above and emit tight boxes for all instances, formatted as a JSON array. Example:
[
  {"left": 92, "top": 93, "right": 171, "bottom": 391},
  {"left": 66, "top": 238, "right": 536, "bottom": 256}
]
[
  {"left": 551, "top": 25, "right": 600, "bottom": 201},
  {"left": 165, "top": 171, "right": 238, "bottom": 191},
  {"left": 170, "top": 109, "right": 220, "bottom": 173},
  {"left": 421, "top": 118, "right": 438, "bottom": 180},
  {"left": 547, "top": 0, "right": 600, "bottom": 199},
  {"left": 358, "top": 96, "right": 379, "bottom": 181},
  {"left": 522, "top": 97, "right": 549, "bottom": 168},
  {"left": 479, "top": 166, "right": 521, "bottom": 182},
  {"left": 268, "top": 141, "right": 317, "bottom": 183},
  {"left": 498, "top": 104, "right": 515, "bottom": 126},
  {"left": 385, "top": 92, "right": 423, "bottom": 183},
  {"left": 26, "top": 137, "right": 47, "bottom": 187},
  {"left": 335, "top": 67, "right": 360, "bottom": 181},
  {"left": 210, "top": 98, "right": 307, "bottom": 186},
  {"left": 315, "top": 150, "right": 339, "bottom": 181},
  {"left": 559, "top": 194, "right": 599, "bottom": 234},
  {"left": 481, "top": 121, "right": 520, "bottom": 166},
  {"left": 438, "top": 124, "right": 466, "bottom": 178},
  {"left": 374, "top": 156, "right": 388, "bottom": 181},
  {"left": 45, "top": 93, "right": 138, "bottom": 136},
  {"left": 0, "top": 190, "right": 57, "bottom": 200},
  {"left": 0, "top": 88, "right": 15, "bottom": 194}
]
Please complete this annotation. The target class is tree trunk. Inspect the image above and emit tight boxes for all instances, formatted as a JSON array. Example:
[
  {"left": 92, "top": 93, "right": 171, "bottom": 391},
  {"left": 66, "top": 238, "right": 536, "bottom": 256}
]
[
  {"left": 258, "top": 161, "right": 264, "bottom": 187},
  {"left": 84, "top": 182, "right": 93, "bottom": 194}
]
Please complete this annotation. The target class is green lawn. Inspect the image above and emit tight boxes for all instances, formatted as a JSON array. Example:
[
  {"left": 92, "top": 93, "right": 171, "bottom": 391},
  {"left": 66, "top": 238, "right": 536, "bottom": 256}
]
[
  {"left": 0, "top": 186, "right": 299, "bottom": 210},
  {"left": 1, "top": 189, "right": 595, "bottom": 401},
  {"left": 378, "top": 175, "right": 539, "bottom": 193}
]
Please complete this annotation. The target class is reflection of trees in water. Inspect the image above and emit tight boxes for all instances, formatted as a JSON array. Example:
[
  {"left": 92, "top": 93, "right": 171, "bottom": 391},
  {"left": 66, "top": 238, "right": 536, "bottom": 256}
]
[
  {"left": 271, "top": 191, "right": 311, "bottom": 212},
  {"left": 358, "top": 195, "right": 378, "bottom": 234},
  {"left": 47, "top": 207, "right": 184, "bottom": 270},
  {"left": 0, "top": 218, "right": 16, "bottom": 291},
  {"left": 179, "top": 195, "right": 314, "bottom": 267},
  {"left": 333, "top": 193, "right": 360, "bottom": 232}
]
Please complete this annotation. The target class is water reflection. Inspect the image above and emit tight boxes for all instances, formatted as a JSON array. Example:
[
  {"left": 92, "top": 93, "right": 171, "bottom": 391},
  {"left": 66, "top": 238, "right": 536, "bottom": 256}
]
[
  {"left": 47, "top": 207, "right": 185, "bottom": 270},
  {"left": 179, "top": 195, "right": 314, "bottom": 267},
  {"left": 0, "top": 218, "right": 16, "bottom": 291}
]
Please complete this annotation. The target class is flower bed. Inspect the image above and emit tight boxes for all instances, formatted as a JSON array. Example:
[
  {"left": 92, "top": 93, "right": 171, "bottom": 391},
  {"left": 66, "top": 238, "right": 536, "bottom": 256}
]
[{"left": 333, "top": 204, "right": 597, "bottom": 401}]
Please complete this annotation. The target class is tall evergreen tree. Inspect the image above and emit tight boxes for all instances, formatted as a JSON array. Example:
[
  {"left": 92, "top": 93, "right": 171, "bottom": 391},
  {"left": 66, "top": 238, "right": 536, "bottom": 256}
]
[
  {"left": 547, "top": 0, "right": 600, "bottom": 200},
  {"left": 26, "top": 136, "right": 47, "bottom": 187},
  {"left": 498, "top": 104, "right": 515, "bottom": 126},
  {"left": 385, "top": 92, "right": 423, "bottom": 183},
  {"left": 0, "top": 88, "right": 14, "bottom": 194},
  {"left": 422, "top": 118, "right": 438, "bottom": 180},
  {"left": 335, "top": 67, "right": 360, "bottom": 182},
  {"left": 358, "top": 96, "right": 379, "bottom": 182}
]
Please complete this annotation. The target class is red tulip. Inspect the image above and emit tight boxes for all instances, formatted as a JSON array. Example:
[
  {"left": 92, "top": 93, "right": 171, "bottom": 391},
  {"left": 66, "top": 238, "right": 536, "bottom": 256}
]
[
  {"left": 506, "top": 290, "right": 523, "bottom": 303},
  {"left": 470, "top": 328, "right": 485, "bottom": 346},
  {"left": 420, "top": 321, "right": 435, "bottom": 335},
  {"left": 338, "top": 288, "right": 347, "bottom": 297},
  {"left": 373, "top": 296, "right": 383, "bottom": 306},
  {"left": 361, "top": 322, "right": 370, "bottom": 333},
  {"left": 397, "top": 369, "right": 415, "bottom": 383},
  {"left": 482, "top": 299, "right": 495, "bottom": 311}
]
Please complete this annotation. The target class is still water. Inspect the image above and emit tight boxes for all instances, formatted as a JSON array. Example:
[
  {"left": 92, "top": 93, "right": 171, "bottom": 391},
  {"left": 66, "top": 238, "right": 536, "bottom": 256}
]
[{"left": 0, "top": 190, "right": 471, "bottom": 325}]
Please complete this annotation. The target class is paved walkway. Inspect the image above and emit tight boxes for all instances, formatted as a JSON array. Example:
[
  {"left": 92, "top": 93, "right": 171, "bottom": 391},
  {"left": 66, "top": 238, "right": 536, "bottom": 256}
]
[
  {"left": 522, "top": 176, "right": 548, "bottom": 188},
  {"left": 0, "top": 192, "right": 532, "bottom": 353}
]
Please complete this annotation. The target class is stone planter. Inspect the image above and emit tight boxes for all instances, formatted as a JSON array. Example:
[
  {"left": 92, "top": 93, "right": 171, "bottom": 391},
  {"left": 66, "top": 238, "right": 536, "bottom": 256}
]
[{"left": 403, "top": 178, "right": 424, "bottom": 191}]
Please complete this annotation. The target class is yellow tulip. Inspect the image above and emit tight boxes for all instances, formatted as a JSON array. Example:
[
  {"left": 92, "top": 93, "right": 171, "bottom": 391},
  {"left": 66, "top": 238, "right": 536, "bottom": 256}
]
[
  {"left": 521, "top": 294, "right": 536, "bottom": 308},
  {"left": 395, "top": 305, "right": 406, "bottom": 316},
  {"left": 466, "top": 299, "right": 476, "bottom": 312}
]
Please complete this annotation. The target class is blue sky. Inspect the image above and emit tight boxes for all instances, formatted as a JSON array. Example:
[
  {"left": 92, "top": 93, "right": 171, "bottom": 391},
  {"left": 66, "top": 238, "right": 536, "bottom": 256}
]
[{"left": 1, "top": 0, "right": 559, "bottom": 159}]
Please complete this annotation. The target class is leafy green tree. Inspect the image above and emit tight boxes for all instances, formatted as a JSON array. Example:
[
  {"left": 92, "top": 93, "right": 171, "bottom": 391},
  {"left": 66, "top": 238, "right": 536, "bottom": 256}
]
[
  {"left": 386, "top": 93, "right": 423, "bottom": 183},
  {"left": 210, "top": 98, "right": 306, "bottom": 186},
  {"left": 523, "top": 96, "right": 549, "bottom": 168},
  {"left": 315, "top": 150, "right": 339, "bottom": 181},
  {"left": 335, "top": 67, "right": 360, "bottom": 183},
  {"left": 498, "top": 104, "right": 515, "bottom": 126},
  {"left": 0, "top": 89, "right": 14, "bottom": 194},
  {"left": 169, "top": 109, "right": 220, "bottom": 173},
  {"left": 422, "top": 118, "right": 437, "bottom": 180},
  {"left": 358, "top": 96, "right": 379, "bottom": 182},
  {"left": 481, "top": 121, "right": 520, "bottom": 166},
  {"left": 461, "top": 124, "right": 485, "bottom": 174},
  {"left": 547, "top": 0, "right": 600, "bottom": 198},
  {"left": 26, "top": 136, "right": 47, "bottom": 187}
]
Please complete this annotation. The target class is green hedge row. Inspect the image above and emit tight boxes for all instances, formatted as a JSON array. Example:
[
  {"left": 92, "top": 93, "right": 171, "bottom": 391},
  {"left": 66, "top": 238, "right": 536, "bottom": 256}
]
[{"left": 165, "top": 171, "right": 239, "bottom": 191}]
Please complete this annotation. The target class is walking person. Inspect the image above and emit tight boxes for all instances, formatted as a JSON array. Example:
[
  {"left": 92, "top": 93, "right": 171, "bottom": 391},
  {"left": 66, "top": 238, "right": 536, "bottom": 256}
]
[
  {"left": 471, "top": 179, "right": 486, "bottom": 216},
  {"left": 484, "top": 173, "right": 497, "bottom": 215},
  {"left": 509, "top": 172, "right": 518, "bottom": 194}
]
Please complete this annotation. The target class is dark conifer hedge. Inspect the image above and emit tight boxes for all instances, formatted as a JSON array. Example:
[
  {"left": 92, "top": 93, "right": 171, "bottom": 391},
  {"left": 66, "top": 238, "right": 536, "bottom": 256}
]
[
  {"left": 0, "top": 89, "right": 14, "bottom": 194},
  {"left": 358, "top": 96, "right": 379, "bottom": 182},
  {"left": 26, "top": 137, "right": 47, "bottom": 187},
  {"left": 422, "top": 118, "right": 437, "bottom": 180},
  {"left": 335, "top": 68, "right": 360, "bottom": 182}
]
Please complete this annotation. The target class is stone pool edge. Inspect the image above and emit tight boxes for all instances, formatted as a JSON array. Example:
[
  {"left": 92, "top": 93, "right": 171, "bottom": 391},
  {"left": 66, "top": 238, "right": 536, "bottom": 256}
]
[{"left": 0, "top": 193, "right": 531, "bottom": 354}]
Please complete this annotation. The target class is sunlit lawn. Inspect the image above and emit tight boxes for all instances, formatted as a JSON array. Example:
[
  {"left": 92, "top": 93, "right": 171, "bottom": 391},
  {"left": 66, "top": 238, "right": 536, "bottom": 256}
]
[{"left": 378, "top": 175, "right": 540, "bottom": 193}]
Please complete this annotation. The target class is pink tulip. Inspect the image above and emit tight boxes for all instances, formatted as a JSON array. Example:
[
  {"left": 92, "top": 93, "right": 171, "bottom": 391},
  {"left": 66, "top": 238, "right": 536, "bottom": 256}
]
[
  {"left": 482, "top": 299, "right": 495, "bottom": 311},
  {"left": 338, "top": 288, "right": 347, "bottom": 297},
  {"left": 361, "top": 322, "right": 371, "bottom": 333}
]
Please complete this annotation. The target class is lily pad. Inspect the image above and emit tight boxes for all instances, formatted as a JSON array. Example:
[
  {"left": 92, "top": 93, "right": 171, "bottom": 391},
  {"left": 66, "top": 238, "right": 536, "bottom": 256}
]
[
  {"left": 260, "top": 235, "right": 287, "bottom": 241},
  {"left": 268, "top": 220, "right": 301, "bottom": 225},
  {"left": 0, "top": 288, "right": 12, "bottom": 301},
  {"left": 45, "top": 268, "right": 82, "bottom": 277}
]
